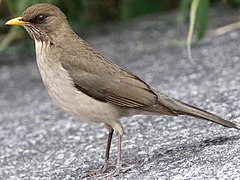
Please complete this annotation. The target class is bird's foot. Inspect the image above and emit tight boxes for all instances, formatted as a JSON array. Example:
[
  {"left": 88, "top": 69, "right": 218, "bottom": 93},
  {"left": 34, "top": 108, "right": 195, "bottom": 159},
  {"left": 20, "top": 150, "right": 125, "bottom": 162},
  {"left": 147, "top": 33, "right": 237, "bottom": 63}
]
[
  {"left": 104, "top": 161, "right": 135, "bottom": 180},
  {"left": 81, "top": 162, "right": 115, "bottom": 178}
]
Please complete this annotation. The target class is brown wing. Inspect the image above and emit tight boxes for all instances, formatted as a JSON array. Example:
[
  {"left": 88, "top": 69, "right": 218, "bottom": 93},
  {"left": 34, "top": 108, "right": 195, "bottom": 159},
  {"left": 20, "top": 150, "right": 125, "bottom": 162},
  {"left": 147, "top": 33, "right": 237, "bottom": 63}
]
[{"left": 60, "top": 40, "right": 174, "bottom": 114}]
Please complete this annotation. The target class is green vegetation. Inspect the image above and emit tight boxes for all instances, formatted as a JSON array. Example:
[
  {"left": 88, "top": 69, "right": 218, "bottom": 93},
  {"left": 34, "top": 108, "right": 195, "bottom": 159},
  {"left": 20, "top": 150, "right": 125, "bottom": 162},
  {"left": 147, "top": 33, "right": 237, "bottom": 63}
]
[{"left": 0, "top": 0, "right": 239, "bottom": 54}]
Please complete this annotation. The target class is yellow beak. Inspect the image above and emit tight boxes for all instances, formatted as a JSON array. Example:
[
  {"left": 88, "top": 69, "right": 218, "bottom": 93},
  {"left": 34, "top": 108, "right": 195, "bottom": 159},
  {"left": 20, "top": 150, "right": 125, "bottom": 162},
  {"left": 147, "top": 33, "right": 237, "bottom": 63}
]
[{"left": 5, "top": 17, "right": 28, "bottom": 26}]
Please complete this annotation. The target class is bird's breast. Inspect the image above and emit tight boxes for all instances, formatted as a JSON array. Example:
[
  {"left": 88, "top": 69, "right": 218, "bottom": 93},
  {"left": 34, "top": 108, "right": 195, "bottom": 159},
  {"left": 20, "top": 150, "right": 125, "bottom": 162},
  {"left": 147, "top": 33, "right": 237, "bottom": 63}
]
[{"left": 34, "top": 41, "right": 121, "bottom": 122}]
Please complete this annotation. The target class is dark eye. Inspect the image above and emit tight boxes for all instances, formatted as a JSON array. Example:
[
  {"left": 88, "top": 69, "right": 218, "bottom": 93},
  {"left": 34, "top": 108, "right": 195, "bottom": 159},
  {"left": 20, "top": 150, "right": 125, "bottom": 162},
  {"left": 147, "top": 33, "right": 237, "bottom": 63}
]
[{"left": 34, "top": 14, "right": 47, "bottom": 23}]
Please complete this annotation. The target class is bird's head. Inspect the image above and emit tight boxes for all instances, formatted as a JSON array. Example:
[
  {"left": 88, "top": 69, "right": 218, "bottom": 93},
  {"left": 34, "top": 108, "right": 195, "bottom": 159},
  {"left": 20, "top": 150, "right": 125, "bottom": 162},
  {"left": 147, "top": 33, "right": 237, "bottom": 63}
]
[{"left": 5, "top": 3, "right": 70, "bottom": 43}]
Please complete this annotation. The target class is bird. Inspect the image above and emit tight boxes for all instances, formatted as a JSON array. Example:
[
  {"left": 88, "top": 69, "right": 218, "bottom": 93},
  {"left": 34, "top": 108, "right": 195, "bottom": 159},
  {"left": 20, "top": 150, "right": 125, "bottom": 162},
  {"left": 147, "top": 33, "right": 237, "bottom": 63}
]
[{"left": 5, "top": 3, "right": 239, "bottom": 179}]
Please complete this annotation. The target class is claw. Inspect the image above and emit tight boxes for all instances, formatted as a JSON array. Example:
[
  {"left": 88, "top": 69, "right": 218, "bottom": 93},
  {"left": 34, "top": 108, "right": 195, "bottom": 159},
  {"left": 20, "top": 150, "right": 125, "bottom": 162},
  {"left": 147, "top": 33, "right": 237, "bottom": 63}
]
[
  {"left": 104, "top": 161, "right": 135, "bottom": 180},
  {"left": 81, "top": 162, "right": 115, "bottom": 178}
]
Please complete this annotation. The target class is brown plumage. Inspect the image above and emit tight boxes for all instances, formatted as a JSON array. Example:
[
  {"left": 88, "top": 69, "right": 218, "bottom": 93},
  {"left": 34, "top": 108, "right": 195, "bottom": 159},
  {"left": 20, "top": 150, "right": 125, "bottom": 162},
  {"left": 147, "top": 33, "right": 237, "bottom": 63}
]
[{"left": 6, "top": 3, "right": 239, "bottom": 179}]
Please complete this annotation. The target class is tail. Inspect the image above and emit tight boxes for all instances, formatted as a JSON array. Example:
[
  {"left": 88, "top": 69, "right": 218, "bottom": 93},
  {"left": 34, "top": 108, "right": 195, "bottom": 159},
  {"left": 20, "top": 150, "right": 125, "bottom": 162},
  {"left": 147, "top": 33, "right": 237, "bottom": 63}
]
[{"left": 157, "top": 93, "right": 240, "bottom": 130}]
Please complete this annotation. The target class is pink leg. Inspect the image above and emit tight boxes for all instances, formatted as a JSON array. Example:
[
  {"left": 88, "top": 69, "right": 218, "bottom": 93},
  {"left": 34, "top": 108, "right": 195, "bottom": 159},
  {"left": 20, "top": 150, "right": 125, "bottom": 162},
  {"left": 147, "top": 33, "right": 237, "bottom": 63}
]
[{"left": 104, "top": 134, "right": 135, "bottom": 179}]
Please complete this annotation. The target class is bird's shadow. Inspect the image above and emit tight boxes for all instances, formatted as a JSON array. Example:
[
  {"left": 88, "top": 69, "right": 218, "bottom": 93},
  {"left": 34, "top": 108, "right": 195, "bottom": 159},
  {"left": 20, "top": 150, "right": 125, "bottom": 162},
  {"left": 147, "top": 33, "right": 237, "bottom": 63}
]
[
  {"left": 136, "top": 135, "right": 240, "bottom": 165},
  {"left": 197, "top": 135, "right": 240, "bottom": 147}
]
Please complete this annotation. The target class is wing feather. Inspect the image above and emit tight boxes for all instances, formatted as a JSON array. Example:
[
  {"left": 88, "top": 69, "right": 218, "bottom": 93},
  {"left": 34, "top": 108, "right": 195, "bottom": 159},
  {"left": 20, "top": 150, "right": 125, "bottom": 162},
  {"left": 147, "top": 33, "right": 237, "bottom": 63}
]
[{"left": 59, "top": 40, "right": 173, "bottom": 115}]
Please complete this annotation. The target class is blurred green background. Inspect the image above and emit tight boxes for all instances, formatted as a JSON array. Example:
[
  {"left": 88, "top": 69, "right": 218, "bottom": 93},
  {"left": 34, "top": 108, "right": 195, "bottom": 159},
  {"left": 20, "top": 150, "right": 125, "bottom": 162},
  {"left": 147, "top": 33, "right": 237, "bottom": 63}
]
[{"left": 0, "top": 0, "right": 239, "bottom": 54}]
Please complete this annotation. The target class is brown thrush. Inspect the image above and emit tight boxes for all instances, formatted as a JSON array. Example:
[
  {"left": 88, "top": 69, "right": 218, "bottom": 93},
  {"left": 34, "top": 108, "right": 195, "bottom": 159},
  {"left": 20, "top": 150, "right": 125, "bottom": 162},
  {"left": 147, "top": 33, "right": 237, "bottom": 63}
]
[{"left": 6, "top": 3, "right": 239, "bottom": 179}]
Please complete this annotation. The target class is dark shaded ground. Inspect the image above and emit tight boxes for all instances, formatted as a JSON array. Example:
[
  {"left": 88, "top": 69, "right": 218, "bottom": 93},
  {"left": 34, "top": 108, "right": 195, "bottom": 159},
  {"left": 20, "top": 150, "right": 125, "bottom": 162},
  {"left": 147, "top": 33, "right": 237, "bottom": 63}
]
[{"left": 0, "top": 5, "right": 240, "bottom": 180}]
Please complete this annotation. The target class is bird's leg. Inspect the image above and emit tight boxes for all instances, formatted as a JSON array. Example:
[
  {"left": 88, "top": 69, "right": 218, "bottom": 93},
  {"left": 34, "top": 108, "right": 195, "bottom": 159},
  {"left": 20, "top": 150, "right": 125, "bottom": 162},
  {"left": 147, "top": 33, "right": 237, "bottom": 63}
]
[
  {"left": 97, "top": 127, "right": 115, "bottom": 172},
  {"left": 81, "top": 125, "right": 114, "bottom": 178},
  {"left": 104, "top": 134, "right": 135, "bottom": 179}
]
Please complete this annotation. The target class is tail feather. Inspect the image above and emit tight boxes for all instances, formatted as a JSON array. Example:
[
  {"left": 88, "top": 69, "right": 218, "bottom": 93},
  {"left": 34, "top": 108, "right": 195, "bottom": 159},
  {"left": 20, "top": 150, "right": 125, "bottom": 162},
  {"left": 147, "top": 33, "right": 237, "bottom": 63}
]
[
  {"left": 175, "top": 100, "right": 240, "bottom": 130},
  {"left": 157, "top": 93, "right": 240, "bottom": 130}
]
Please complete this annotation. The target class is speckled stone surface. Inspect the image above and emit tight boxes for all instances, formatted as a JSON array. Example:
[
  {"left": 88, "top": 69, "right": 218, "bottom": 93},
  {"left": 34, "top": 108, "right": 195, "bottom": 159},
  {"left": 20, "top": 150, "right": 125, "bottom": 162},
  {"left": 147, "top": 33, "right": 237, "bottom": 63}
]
[{"left": 0, "top": 5, "right": 240, "bottom": 180}]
